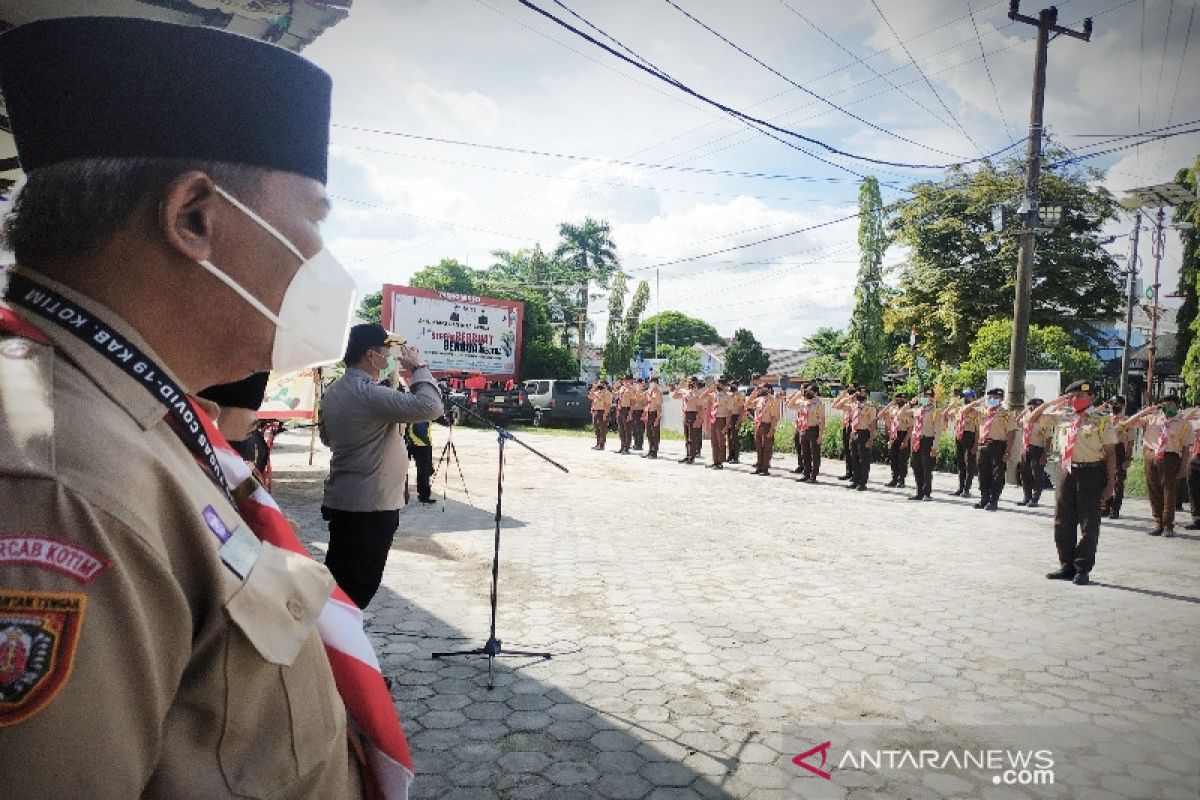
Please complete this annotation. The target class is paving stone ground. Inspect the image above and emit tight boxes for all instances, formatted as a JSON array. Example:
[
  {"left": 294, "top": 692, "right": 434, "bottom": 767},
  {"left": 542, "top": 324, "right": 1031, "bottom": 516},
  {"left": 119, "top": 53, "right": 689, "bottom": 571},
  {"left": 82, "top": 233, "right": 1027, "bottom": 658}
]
[{"left": 269, "top": 425, "right": 1200, "bottom": 800}]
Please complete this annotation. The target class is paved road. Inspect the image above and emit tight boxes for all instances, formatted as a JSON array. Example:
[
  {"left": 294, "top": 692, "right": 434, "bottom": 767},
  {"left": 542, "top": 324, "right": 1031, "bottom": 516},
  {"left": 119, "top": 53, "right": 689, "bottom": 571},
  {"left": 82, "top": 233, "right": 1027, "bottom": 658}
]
[{"left": 270, "top": 426, "right": 1200, "bottom": 800}]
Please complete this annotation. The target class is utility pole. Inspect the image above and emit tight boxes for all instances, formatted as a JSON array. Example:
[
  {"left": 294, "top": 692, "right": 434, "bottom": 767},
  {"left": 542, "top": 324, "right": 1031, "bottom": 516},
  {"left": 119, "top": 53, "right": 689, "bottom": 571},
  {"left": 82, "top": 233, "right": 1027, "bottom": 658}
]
[
  {"left": 576, "top": 284, "right": 587, "bottom": 379},
  {"left": 655, "top": 268, "right": 660, "bottom": 359},
  {"left": 1145, "top": 207, "right": 1167, "bottom": 401},
  {"left": 1006, "top": 3, "right": 1092, "bottom": 410},
  {"left": 1118, "top": 210, "right": 1142, "bottom": 398}
]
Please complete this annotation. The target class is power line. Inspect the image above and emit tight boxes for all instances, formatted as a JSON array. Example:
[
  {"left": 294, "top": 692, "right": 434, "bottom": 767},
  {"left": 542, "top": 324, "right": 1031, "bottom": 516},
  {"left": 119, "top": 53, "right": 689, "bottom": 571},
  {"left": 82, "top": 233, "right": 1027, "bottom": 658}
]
[
  {"left": 660, "top": 0, "right": 967, "bottom": 159},
  {"left": 866, "top": 0, "right": 987, "bottom": 157},
  {"left": 1155, "top": 0, "right": 1196, "bottom": 173},
  {"left": 1048, "top": 125, "right": 1200, "bottom": 168},
  {"left": 516, "top": 0, "right": 1024, "bottom": 170},
  {"left": 966, "top": 0, "right": 1014, "bottom": 140}
]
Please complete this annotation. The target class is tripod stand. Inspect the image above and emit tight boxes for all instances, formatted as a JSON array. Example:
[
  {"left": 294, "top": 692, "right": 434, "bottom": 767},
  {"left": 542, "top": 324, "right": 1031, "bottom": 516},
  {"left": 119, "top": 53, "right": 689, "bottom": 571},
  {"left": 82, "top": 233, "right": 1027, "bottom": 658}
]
[
  {"left": 431, "top": 401, "right": 569, "bottom": 689},
  {"left": 434, "top": 417, "right": 470, "bottom": 508}
]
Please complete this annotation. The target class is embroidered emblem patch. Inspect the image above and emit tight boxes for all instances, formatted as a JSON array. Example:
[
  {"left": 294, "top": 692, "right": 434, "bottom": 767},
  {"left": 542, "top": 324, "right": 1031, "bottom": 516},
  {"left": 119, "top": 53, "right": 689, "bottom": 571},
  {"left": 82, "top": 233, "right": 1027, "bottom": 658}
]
[
  {"left": 0, "top": 591, "right": 86, "bottom": 727},
  {"left": 0, "top": 535, "right": 111, "bottom": 583}
]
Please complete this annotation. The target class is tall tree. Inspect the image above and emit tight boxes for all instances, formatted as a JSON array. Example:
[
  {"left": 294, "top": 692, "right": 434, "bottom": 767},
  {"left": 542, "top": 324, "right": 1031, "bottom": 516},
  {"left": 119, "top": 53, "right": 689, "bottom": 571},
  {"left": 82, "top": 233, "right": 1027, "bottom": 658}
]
[
  {"left": 800, "top": 326, "right": 851, "bottom": 357},
  {"left": 357, "top": 290, "right": 382, "bottom": 323},
  {"left": 887, "top": 150, "right": 1123, "bottom": 366},
  {"left": 658, "top": 344, "right": 702, "bottom": 382},
  {"left": 723, "top": 328, "right": 770, "bottom": 383},
  {"left": 846, "top": 177, "right": 889, "bottom": 390},
  {"left": 408, "top": 258, "right": 481, "bottom": 294},
  {"left": 634, "top": 311, "right": 723, "bottom": 354},
  {"left": 952, "top": 319, "right": 1101, "bottom": 389},
  {"left": 601, "top": 272, "right": 651, "bottom": 376},
  {"left": 554, "top": 218, "right": 619, "bottom": 369},
  {"left": 1174, "top": 157, "right": 1200, "bottom": 401}
]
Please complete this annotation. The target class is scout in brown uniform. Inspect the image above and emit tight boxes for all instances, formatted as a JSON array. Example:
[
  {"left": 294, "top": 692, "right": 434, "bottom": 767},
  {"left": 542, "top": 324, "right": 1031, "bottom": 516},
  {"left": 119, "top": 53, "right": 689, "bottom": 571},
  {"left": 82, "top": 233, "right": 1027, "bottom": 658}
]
[
  {"left": 1028, "top": 381, "right": 1117, "bottom": 585},
  {"left": 834, "top": 388, "right": 876, "bottom": 490},
  {"left": 944, "top": 390, "right": 980, "bottom": 497},
  {"left": 973, "top": 388, "right": 1017, "bottom": 511},
  {"left": 749, "top": 383, "right": 781, "bottom": 474},
  {"left": 630, "top": 378, "right": 648, "bottom": 450},
  {"left": 1121, "top": 394, "right": 1194, "bottom": 536},
  {"left": 589, "top": 380, "right": 613, "bottom": 450},
  {"left": 642, "top": 377, "right": 663, "bottom": 459},
  {"left": 795, "top": 385, "right": 825, "bottom": 482},
  {"left": 0, "top": 18, "right": 373, "bottom": 796},
  {"left": 880, "top": 393, "right": 912, "bottom": 488},
  {"left": 726, "top": 383, "right": 746, "bottom": 464},
  {"left": 707, "top": 381, "right": 732, "bottom": 469},
  {"left": 907, "top": 388, "right": 940, "bottom": 500},
  {"left": 1015, "top": 398, "right": 1055, "bottom": 507},
  {"left": 672, "top": 378, "right": 707, "bottom": 464},
  {"left": 835, "top": 385, "right": 861, "bottom": 480},
  {"left": 613, "top": 375, "right": 636, "bottom": 454},
  {"left": 1101, "top": 396, "right": 1133, "bottom": 519}
]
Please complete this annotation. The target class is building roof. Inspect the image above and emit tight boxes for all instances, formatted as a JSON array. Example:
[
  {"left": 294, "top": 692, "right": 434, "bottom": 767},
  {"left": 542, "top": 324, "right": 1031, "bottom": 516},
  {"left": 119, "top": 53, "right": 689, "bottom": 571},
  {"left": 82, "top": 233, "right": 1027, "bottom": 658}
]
[{"left": 693, "top": 342, "right": 816, "bottom": 377}]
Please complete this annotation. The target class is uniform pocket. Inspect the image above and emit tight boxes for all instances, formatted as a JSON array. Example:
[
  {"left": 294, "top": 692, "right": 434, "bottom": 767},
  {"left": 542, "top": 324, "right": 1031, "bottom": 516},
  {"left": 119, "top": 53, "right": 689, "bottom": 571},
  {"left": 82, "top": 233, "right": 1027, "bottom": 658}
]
[{"left": 219, "top": 542, "right": 343, "bottom": 798}]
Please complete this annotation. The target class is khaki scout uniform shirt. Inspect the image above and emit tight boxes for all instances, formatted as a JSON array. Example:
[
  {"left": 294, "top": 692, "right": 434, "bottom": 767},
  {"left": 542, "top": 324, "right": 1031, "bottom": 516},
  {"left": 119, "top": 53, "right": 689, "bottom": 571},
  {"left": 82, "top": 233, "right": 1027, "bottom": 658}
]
[
  {"left": 0, "top": 270, "right": 362, "bottom": 799},
  {"left": 1110, "top": 413, "right": 1134, "bottom": 451},
  {"left": 881, "top": 404, "right": 912, "bottom": 434},
  {"left": 682, "top": 388, "right": 707, "bottom": 413},
  {"left": 615, "top": 384, "right": 635, "bottom": 409},
  {"left": 728, "top": 391, "right": 745, "bottom": 417},
  {"left": 953, "top": 405, "right": 980, "bottom": 433},
  {"left": 910, "top": 404, "right": 941, "bottom": 438},
  {"left": 713, "top": 391, "right": 732, "bottom": 418},
  {"left": 645, "top": 386, "right": 663, "bottom": 412},
  {"left": 851, "top": 402, "right": 876, "bottom": 432},
  {"left": 794, "top": 397, "right": 824, "bottom": 429},
  {"left": 1017, "top": 410, "right": 1056, "bottom": 449},
  {"left": 1138, "top": 413, "right": 1190, "bottom": 456},
  {"left": 752, "top": 395, "right": 781, "bottom": 427},
  {"left": 589, "top": 388, "right": 613, "bottom": 412},
  {"left": 1048, "top": 409, "right": 1117, "bottom": 463},
  {"left": 630, "top": 388, "right": 648, "bottom": 412},
  {"left": 978, "top": 406, "right": 1016, "bottom": 442}
]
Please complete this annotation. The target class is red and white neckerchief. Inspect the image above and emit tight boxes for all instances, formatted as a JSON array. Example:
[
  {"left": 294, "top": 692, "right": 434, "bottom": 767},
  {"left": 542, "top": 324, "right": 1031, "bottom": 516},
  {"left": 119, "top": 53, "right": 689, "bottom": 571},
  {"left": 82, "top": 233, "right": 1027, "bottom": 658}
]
[
  {"left": 955, "top": 406, "right": 969, "bottom": 440},
  {"left": 849, "top": 403, "right": 862, "bottom": 431},
  {"left": 191, "top": 402, "right": 415, "bottom": 799},
  {"left": 911, "top": 407, "right": 927, "bottom": 451},
  {"left": 709, "top": 396, "right": 719, "bottom": 424},
  {"left": 797, "top": 400, "right": 811, "bottom": 431},
  {"left": 1061, "top": 412, "right": 1086, "bottom": 473},
  {"left": 888, "top": 409, "right": 899, "bottom": 440},
  {"left": 980, "top": 407, "right": 998, "bottom": 442},
  {"left": 1153, "top": 415, "right": 1173, "bottom": 461},
  {"left": 754, "top": 397, "right": 767, "bottom": 428},
  {"left": 1021, "top": 416, "right": 1034, "bottom": 456}
]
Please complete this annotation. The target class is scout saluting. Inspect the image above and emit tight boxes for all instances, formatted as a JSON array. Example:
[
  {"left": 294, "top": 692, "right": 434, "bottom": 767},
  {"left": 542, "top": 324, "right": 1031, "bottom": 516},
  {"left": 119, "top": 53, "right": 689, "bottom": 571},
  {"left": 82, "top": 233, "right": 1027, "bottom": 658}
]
[
  {"left": 1119, "top": 394, "right": 1200, "bottom": 537},
  {"left": 908, "top": 388, "right": 940, "bottom": 501},
  {"left": 1015, "top": 397, "right": 1056, "bottom": 507},
  {"left": 971, "top": 388, "right": 1017, "bottom": 511},
  {"left": 589, "top": 380, "right": 613, "bottom": 450}
]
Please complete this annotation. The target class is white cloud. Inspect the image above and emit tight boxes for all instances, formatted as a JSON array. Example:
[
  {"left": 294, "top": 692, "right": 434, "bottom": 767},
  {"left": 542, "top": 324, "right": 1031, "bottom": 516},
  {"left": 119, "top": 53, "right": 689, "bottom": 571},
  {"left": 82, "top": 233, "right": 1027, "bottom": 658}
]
[{"left": 405, "top": 80, "right": 504, "bottom": 136}]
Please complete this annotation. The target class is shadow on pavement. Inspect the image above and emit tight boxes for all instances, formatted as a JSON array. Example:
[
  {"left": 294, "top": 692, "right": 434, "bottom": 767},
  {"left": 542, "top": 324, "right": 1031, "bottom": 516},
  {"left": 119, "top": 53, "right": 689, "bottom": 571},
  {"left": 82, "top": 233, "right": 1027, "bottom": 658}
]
[{"left": 1092, "top": 582, "right": 1200, "bottom": 605}]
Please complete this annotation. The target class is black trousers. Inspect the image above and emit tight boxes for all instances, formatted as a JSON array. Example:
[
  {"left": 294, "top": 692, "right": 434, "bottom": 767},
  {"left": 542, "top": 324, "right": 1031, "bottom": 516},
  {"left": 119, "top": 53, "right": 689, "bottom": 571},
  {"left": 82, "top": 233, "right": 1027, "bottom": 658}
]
[
  {"left": 684, "top": 411, "right": 699, "bottom": 459},
  {"left": 976, "top": 439, "right": 1008, "bottom": 503},
  {"left": 726, "top": 414, "right": 740, "bottom": 460},
  {"left": 408, "top": 444, "right": 433, "bottom": 501},
  {"left": 1102, "top": 443, "right": 1127, "bottom": 514},
  {"left": 1017, "top": 444, "right": 1046, "bottom": 503},
  {"left": 800, "top": 426, "right": 821, "bottom": 478},
  {"left": 1188, "top": 458, "right": 1200, "bottom": 524},
  {"left": 889, "top": 432, "right": 910, "bottom": 482},
  {"left": 850, "top": 429, "right": 871, "bottom": 485},
  {"left": 321, "top": 506, "right": 400, "bottom": 609},
  {"left": 1054, "top": 463, "right": 1105, "bottom": 574},
  {"left": 646, "top": 411, "right": 661, "bottom": 456},
  {"left": 910, "top": 436, "right": 934, "bottom": 497},
  {"left": 955, "top": 431, "right": 977, "bottom": 491},
  {"left": 841, "top": 425, "right": 852, "bottom": 475},
  {"left": 632, "top": 412, "right": 646, "bottom": 449}
]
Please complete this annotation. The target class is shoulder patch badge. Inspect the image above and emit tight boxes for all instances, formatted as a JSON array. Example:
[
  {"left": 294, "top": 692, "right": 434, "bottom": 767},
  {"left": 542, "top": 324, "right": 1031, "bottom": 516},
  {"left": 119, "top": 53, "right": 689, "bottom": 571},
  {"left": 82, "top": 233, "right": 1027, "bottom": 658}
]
[
  {"left": 0, "top": 591, "right": 86, "bottom": 727},
  {"left": 0, "top": 535, "right": 111, "bottom": 583}
]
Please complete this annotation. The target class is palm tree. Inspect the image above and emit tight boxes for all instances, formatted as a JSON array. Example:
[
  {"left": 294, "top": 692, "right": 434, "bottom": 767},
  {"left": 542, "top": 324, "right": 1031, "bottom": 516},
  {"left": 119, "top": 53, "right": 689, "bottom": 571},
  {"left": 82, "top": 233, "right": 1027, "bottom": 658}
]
[{"left": 554, "top": 218, "right": 619, "bottom": 371}]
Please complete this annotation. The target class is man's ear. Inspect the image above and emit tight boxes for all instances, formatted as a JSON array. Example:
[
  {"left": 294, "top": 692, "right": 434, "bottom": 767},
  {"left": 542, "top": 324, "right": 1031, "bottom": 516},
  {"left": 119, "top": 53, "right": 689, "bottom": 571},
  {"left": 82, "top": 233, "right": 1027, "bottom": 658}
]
[{"left": 159, "top": 171, "right": 221, "bottom": 262}]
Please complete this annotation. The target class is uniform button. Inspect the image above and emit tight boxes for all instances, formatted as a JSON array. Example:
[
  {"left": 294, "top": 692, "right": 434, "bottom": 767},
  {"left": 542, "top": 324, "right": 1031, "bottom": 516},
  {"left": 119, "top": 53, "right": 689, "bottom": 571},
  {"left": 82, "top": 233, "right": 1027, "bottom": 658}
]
[{"left": 286, "top": 599, "right": 304, "bottom": 620}]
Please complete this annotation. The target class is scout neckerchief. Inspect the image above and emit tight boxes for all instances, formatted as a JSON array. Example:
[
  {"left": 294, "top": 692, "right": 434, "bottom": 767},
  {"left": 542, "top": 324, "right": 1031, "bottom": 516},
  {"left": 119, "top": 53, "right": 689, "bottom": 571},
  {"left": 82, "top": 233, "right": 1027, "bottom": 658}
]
[
  {"left": 849, "top": 401, "right": 862, "bottom": 431},
  {"left": 1021, "top": 413, "right": 1034, "bottom": 456},
  {"left": 888, "top": 406, "right": 900, "bottom": 440},
  {"left": 911, "top": 406, "right": 927, "bottom": 451},
  {"left": 5, "top": 274, "right": 414, "bottom": 800},
  {"left": 1154, "top": 414, "right": 1171, "bottom": 461},
  {"left": 797, "top": 398, "right": 811, "bottom": 431},
  {"left": 1062, "top": 412, "right": 1085, "bottom": 473},
  {"left": 980, "top": 406, "right": 999, "bottom": 442},
  {"left": 955, "top": 405, "right": 969, "bottom": 440},
  {"left": 753, "top": 395, "right": 768, "bottom": 428}
]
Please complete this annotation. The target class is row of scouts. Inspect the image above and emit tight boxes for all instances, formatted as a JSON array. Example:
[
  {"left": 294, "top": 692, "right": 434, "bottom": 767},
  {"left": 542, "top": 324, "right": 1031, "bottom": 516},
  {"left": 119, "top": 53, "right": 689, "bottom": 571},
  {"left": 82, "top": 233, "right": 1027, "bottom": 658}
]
[{"left": 587, "top": 377, "right": 1190, "bottom": 586}]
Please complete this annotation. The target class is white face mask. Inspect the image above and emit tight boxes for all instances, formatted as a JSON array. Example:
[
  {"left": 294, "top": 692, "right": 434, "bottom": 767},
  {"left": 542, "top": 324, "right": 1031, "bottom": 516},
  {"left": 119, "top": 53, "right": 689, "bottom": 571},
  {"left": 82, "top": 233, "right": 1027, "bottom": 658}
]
[{"left": 196, "top": 185, "right": 356, "bottom": 375}]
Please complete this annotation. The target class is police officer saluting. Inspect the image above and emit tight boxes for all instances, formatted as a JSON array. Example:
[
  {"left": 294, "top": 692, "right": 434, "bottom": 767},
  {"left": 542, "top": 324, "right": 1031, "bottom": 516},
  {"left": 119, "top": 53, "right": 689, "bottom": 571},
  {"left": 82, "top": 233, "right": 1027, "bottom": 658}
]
[
  {"left": 1026, "top": 380, "right": 1117, "bottom": 586},
  {"left": 0, "top": 17, "right": 410, "bottom": 796}
]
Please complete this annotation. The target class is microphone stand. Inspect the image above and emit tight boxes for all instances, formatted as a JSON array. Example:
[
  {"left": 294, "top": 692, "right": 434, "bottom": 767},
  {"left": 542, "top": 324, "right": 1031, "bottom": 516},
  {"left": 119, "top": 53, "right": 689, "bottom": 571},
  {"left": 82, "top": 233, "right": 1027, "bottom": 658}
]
[{"left": 431, "top": 399, "right": 569, "bottom": 689}]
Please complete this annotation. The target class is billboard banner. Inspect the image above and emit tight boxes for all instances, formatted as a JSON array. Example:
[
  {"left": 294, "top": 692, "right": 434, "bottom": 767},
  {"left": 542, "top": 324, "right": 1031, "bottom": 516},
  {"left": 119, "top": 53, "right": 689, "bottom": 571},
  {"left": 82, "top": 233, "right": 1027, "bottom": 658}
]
[
  {"left": 381, "top": 284, "right": 523, "bottom": 379},
  {"left": 259, "top": 368, "right": 319, "bottom": 420}
]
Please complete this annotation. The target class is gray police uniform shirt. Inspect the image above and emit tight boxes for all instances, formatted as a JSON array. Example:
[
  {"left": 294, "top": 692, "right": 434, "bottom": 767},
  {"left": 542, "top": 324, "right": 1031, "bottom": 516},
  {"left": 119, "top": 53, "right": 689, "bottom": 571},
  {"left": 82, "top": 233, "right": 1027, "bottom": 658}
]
[{"left": 319, "top": 367, "right": 443, "bottom": 512}]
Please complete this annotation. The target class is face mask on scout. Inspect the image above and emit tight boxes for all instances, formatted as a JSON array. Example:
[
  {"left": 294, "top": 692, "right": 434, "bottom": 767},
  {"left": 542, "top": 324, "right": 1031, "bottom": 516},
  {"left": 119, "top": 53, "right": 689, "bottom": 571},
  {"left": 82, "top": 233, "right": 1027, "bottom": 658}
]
[
  {"left": 196, "top": 185, "right": 357, "bottom": 375},
  {"left": 986, "top": 397, "right": 1001, "bottom": 408},
  {"left": 1164, "top": 406, "right": 1179, "bottom": 418},
  {"left": 918, "top": 397, "right": 930, "bottom": 407},
  {"left": 1070, "top": 396, "right": 1093, "bottom": 412}
]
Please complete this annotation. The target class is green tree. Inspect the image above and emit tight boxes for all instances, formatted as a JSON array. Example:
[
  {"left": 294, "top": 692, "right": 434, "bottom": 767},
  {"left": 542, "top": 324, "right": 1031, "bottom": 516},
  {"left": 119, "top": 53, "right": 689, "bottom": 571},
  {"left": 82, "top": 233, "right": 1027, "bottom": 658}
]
[
  {"left": 800, "top": 326, "right": 851, "bottom": 357},
  {"left": 357, "top": 290, "right": 382, "bottom": 323},
  {"left": 634, "top": 311, "right": 723, "bottom": 354},
  {"left": 554, "top": 218, "right": 619, "bottom": 367},
  {"left": 409, "top": 258, "right": 481, "bottom": 294},
  {"left": 1171, "top": 157, "right": 1200, "bottom": 401},
  {"left": 797, "top": 353, "right": 844, "bottom": 382},
  {"left": 887, "top": 148, "right": 1123, "bottom": 366},
  {"left": 658, "top": 343, "right": 702, "bottom": 381},
  {"left": 483, "top": 245, "right": 582, "bottom": 350},
  {"left": 846, "top": 177, "right": 890, "bottom": 389},
  {"left": 601, "top": 271, "right": 651, "bottom": 376},
  {"left": 723, "top": 328, "right": 770, "bottom": 383},
  {"left": 521, "top": 339, "right": 578, "bottom": 379},
  {"left": 953, "top": 319, "right": 1100, "bottom": 390}
]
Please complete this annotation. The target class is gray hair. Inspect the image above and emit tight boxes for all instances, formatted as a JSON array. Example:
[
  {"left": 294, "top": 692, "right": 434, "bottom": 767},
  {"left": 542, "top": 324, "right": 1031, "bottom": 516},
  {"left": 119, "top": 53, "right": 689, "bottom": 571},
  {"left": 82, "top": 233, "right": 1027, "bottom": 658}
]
[{"left": 3, "top": 157, "right": 267, "bottom": 266}]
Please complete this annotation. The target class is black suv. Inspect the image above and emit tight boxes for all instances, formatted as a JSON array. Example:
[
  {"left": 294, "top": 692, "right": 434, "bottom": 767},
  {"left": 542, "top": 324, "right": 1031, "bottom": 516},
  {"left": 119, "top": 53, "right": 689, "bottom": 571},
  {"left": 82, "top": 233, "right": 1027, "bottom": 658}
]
[{"left": 523, "top": 379, "right": 591, "bottom": 427}]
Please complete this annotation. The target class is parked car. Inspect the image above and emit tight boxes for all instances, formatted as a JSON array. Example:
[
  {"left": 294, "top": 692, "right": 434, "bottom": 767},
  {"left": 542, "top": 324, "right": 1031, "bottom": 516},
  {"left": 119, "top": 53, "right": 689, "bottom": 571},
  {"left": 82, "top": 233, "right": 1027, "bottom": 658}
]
[
  {"left": 523, "top": 379, "right": 592, "bottom": 427},
  {"left": 441, "top": 381, "right": 533, "bottom": 426}
]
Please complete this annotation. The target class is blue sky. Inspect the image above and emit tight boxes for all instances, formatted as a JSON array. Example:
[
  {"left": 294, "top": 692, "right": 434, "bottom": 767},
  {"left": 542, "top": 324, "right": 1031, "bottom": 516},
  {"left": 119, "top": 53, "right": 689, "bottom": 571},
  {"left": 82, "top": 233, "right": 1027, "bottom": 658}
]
[{"left": 303, "top": 0, "right": 1199, "bottom": 349}]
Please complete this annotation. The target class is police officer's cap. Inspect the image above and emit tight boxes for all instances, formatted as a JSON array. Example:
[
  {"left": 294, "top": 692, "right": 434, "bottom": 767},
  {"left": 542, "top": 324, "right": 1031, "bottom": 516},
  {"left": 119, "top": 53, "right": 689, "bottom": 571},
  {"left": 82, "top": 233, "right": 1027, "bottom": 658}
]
[
  {"left": 344, "top": 323, "right": 403, "bottom": 364},
  {"left": 0, "top": 17, "right": 332, "bottom": 183},
  {"left": 198, "top": 372, "right": 271, "bottom": 411},
  {"left": 1064, "top": 379, "right": 1096, "bottom": 395}
]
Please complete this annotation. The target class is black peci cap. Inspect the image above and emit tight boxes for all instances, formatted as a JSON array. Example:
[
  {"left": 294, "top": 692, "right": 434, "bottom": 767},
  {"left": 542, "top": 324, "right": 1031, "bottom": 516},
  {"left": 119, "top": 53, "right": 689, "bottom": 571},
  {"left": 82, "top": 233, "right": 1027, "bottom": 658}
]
[
  {"left": 1064, "top": 379, "right": 1096, "bottom": 394},
  {"left": 986, "top": 387, "right": 1004, "bottom": 398},
  {"left": 198, "top": 372, "right": 271, "bottom": 411},
  {"left": 0, "top": 17, "right": 332, "bottom": 183},
  {"left": 1160, "top": 392, "right": 1181, "bottom": 404}
]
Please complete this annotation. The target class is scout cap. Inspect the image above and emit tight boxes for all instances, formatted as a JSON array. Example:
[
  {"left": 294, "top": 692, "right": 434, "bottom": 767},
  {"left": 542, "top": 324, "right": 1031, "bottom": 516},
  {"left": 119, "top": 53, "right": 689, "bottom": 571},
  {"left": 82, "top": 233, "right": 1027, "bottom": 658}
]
[
  {"left": 1160, "top": 392, "right": 1181, "bottom": 405},
  {"left": 1063, "top": 379, "right": 1096, "bottom": 395},
  {"left": 198, "top": 372, "right": 271, "bottom": 411},
  {"left": 962, "top": 389, "right": 976, "bottom": 398},
  {"left": 344, "top": 323, "right": 402, "bottom": 364},
  {"left": 0, "top": 17, "right": 332, "bottom": 182},
  {"left": 1027, "top": 397, "right": 1043, "bottom": 406},
  {"left": 986, "top": 387, "right": 1004, "bottom": 398}
]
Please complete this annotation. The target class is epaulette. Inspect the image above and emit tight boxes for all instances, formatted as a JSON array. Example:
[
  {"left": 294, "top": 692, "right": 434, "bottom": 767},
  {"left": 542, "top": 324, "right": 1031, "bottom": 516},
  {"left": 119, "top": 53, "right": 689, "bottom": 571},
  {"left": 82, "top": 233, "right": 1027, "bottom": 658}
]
[{"left": 0, "top": 330, "right": 56, "bottom": 473}]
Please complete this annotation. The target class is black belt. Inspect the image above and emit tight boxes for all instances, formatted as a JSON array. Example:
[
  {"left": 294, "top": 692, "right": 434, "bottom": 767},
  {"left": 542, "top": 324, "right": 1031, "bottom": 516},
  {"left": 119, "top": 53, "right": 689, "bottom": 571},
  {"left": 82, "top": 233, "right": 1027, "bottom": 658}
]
[{"left": 1072, "top": 461, "right": 1105, "bottom": 467}]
